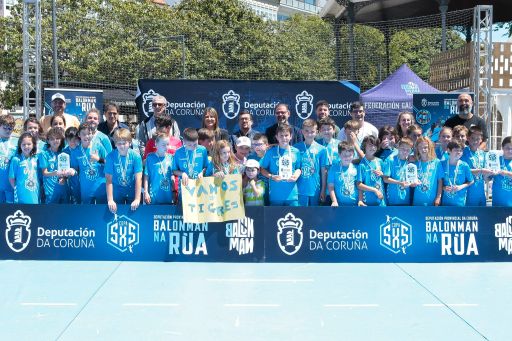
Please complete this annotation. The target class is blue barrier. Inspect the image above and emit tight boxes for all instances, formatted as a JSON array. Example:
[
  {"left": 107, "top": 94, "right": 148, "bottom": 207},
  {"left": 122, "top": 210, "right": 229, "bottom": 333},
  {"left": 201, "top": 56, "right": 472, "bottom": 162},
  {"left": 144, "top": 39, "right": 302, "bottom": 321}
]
[{"left": 1, "top": 205, "right": 511, "bottom": 262}]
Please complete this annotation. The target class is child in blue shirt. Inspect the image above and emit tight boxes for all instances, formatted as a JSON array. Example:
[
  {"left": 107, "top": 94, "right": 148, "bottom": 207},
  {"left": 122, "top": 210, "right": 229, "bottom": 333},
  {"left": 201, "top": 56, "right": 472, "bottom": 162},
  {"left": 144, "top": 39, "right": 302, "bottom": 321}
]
[
  {"left": 70, "top": 122, "right": 108, "bottom": 204},
  {"left": 205, "top": 139, "right": 240, "bottom": 177},
  {"left": 63, "top": 127, "right": 81, "bottom": 203},
  {"left": 24, "top": 117, "right": 46, "bottom": 154},
  {"left": 172, "top": 128, "right": 209, "bottom": 188},
  {"left": 260, "top": 124, "right": 302, "bottom": 206},
  {"left": 435, "top": 127, "right": 452, "bottom": 160},
  {"left": 0, "top": 114, "right": 17, "bottom": 203},
  {"left": 328, "top": 141, "right": 358, "bottom": 206},
  {"left": 144, "top": 131, "right": 175, "bottom": 205},
  {"left": 40, "top": 127, "right": 70, "bottom": 203},
  {"left": 441, "top": 140, "right": 474, "bottom": 206},
  {"left": 357, "top": 136, "right": 385, "bottom": 206},
  {"left": 462, "top": 127, "right": 491, "bottom": 206},
  {"left": 294, "top": 119, "right": 328, "bottom": 206},
  {"left": 106, "top": 128, "right": 143, "bottom": 213},
  {"left": 492, "top": 136, "right": 512, "bottom": 207},
  {"left": 375, "top": 125, "right": 398, "bottom": 161},
  {"left": 383, "top": 137, "right": 414, "bottom": 206},
  {"left": 413, "top": 136, "right": 443, "bottom": 206},
  {"left": 9, "top": 132, "right": 40, "bottom": 204}
]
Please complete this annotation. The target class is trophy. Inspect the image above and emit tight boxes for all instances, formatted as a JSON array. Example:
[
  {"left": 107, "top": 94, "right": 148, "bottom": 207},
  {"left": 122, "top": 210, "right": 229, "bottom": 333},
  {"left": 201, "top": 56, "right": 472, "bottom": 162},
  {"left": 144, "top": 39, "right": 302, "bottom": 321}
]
[
  {"left": 486, "top": 150, "right": 501, "bottom": 173},
  {"left": 57, "top": 153, "right": 71, "bottom": 172},
  {"left": 278, "top": 156, "right": 292, "bottom": 180},
  {"left": 405, "top": 163, "right": 418, "bottom": 184}
]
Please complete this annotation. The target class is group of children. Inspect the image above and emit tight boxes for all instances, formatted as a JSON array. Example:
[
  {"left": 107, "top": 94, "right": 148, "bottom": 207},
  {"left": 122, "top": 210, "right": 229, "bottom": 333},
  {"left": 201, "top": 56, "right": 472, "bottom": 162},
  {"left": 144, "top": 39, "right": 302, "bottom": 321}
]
[{"left": 1, "top": 111, "right": 511, "bottom": 210}]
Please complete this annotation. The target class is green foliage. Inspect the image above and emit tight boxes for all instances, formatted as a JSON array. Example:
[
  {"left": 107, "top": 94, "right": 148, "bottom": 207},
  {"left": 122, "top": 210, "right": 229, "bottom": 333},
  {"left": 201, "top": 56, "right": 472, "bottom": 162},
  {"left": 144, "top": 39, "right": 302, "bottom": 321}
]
[{"left": 0, "top": 0, "right": 470, "bottom": 108}]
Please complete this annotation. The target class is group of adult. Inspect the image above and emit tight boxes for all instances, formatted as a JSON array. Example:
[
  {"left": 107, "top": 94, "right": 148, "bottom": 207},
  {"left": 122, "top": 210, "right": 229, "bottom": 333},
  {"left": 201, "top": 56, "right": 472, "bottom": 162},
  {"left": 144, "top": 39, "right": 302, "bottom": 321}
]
[{"left": 40, "top": 92, "right": 487, "bottom": 151}]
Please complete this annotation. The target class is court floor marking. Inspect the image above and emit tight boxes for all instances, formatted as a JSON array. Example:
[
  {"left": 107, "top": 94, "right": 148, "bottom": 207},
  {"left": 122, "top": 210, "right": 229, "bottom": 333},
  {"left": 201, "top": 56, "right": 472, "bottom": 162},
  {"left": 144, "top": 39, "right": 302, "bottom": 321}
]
[
  {"left": 55, "top": 262, "right": 123, "bottom": 341},
  {"left": 394, "top": 264, "right": 489, "bottom": 341},
  {"left": 224, "top": 304, "right": 281, "bottom": 308},
  {"left": 20, "top": 302, "right": 77, "bottom": 307},
  {"left": 122, "top": 303, "right": 180, "bottom": 307},
  {"left": 206, "top": 278, "right": 314, "bottom": 283},
  {"left": 323, "top": 304, "right": 379, "bottom": 308}
]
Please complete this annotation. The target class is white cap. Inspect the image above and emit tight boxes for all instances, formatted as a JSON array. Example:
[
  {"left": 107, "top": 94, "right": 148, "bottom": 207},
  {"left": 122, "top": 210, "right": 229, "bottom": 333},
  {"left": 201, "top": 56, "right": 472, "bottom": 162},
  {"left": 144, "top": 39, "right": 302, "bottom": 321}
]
[
  {"left": 245, "top": 159, "right": 260, "bottom": 169},
  {"left": 236, "top": 136, "right": 251, "bottom": 148},
  {"left": 51, "top": 93, "right": 66, "bottom": 102}
]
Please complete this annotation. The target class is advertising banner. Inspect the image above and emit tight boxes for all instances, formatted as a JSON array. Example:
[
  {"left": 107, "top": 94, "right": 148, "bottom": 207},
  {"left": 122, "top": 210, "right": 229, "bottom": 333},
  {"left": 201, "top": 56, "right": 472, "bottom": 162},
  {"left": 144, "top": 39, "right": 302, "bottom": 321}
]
[
  {"left": 1, "top": 205, "right": 511, "bottom": 263},
  {"left": 182, "top": 174, "right": 245, "bottom": 223},
  {"left": 44, "top": 88, "right": 104, "bottom": 123},
  {"left": 264, "top": 206, "right": 512, "bottom": 263},
  {"left": 0, "top": 205, "right": 263, "bottom": 262},
  {"left": 412, "top": 93, "right": 474, "bottom": 142},
  {"left": 135, "top": 80, "right": 360, "bottom": 133}
]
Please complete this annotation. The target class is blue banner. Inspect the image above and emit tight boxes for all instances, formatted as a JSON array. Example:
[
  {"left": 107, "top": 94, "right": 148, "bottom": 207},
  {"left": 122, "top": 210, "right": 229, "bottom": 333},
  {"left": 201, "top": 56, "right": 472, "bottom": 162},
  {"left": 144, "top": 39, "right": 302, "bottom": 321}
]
[
  {"left": 412, "top": 93, "right": 474, "bottom": 142},
  {"left": 135, "top": 80, "right": 360, "bottom": 133},
  {"left": 1, "top": 205, "right": 511, "bottom": 262},
  {"left": 44, "top": 88, "right": 104, "bottom": 123}
]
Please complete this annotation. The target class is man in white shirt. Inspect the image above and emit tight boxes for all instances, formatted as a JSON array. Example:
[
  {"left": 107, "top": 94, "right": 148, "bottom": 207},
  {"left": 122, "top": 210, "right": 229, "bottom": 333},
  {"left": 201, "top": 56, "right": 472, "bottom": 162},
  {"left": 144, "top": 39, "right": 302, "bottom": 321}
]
[
  {"left": 337, "top": 101, "right": 378, "bottom": 142},
  {"left": 40, "top": 93, "right": 81, "bottom": 131}
]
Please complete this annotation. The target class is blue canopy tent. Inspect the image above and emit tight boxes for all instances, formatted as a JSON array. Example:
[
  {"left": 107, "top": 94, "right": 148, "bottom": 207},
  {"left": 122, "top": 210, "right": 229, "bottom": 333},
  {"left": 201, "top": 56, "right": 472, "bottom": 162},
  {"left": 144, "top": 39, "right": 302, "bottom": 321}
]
[{"left": 361, "top": 64, "right": 440, "bottom": 128}]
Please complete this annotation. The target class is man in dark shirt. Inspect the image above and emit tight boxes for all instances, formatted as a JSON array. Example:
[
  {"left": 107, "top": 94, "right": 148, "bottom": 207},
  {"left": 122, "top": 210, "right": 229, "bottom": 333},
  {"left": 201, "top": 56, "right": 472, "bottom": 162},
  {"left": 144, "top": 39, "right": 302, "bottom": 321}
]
[
  {"left": 265, "top": 103, "right": 303, "bottom": 145},
  {"left": 444, "top": 93, "right": 488, "bottom": 148},
  {"left": 97, "top": 103, "right": 129, "bottom": 148},
  {"left": 231, "top": 110, "right": 260, "bottom": 146}
]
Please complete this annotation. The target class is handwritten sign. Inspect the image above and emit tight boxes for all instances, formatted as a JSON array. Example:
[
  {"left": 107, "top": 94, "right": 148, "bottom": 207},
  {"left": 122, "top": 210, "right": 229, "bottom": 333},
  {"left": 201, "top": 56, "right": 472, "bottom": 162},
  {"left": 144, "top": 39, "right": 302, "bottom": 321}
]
[{"left": 182, "top": 174, "right": 245, "bottom": 223}]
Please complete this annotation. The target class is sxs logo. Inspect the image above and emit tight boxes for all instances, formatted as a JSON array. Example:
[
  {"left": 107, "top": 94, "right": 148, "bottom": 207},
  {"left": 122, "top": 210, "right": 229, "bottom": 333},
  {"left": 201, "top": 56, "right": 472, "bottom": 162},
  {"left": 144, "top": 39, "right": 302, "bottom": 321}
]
[
  {"left": 142, "top": 89, "right": 166, "bottom": 118},
  {"left": 295, "top": 90, "right": 313, "bottom": 119},
  {"left": 380, "top": 215, "right": 412, "bottom": 254},
  {"left": 277, "top": 213, "right": 303, "bottom": 256},
  {"left": 222, "top": 90, "right": 241, "bottom": 119},
  {"left": 107, "top": 215, "right": 139, "bottom": 253},
  {"left": 5, "top": 210, "right": 32, "bottom": 253}
]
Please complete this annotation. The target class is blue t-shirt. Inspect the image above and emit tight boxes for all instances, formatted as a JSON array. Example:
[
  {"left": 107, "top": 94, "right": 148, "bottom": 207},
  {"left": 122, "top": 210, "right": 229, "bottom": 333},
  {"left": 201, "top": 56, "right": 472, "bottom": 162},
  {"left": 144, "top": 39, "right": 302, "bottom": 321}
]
[
  {"left": 357, "top": 157, "right": 386, "bottom": 206},
  {"left": 319, "top": 138, "right": 340, "bottom": 167},
  {"left": 172, "top": 145, "right": 209, "bottom": 179},
  {"left": 492, "top": 156, "right": 512, "bottom": 207},
  {"left": 0, "top": 136, "right": 18, "bottom": 191},
  {"left": 376, "top": 148, "right": 397, "bottom": 161},
  {"left": 105, "top": 149, "right": 143, "bottom": 201},
  {"left": 461, "top": 148, "right": 487, "bottom": 206},
  {"left": 328, "top": 162, "right": 358, "bottom": 206},
  {"left": 413, "top": 159, "right": 443, "bottom": 206},
  {"left": 70, "top": 144, "right": 108, "bottom": 203},
  {"left": 441, "top": 159, "right": 474, "bottom": 206},
  {"left": 205, "top": 162, "right": 240, "bottom": 177},
  {"left": 435, "top": 146, "right": 449, "bottom": 161},
  {"left": 260, "top": 145, "right": 301, "bottom": 202},
  {"left": 9, "top": 154, "right": 40, "bottom": 204},
  {"left": 383, "top": 156, "right": 412, "bottom": 206},
  {"left": 62, "top": 146, "right": 80, "bottom": 203},
  {"left": 92, "top": 131, "right": 113, "bottom": 154},
  {"left": 294, "top": 141, "right": 328, "bottom": 197},
  {"left": 39, "top": 149, "right": 68, "bottom": 203},
  {"left": 144, "top": 152, "right": 174, "bottom": 204}
]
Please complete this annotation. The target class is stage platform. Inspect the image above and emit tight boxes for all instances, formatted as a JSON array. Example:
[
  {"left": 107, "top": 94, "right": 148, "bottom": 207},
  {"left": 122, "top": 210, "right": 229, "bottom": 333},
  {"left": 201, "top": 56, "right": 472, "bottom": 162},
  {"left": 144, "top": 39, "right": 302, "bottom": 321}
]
[{"left": 0, "top": 261, "right": 507, "bottom": 340}]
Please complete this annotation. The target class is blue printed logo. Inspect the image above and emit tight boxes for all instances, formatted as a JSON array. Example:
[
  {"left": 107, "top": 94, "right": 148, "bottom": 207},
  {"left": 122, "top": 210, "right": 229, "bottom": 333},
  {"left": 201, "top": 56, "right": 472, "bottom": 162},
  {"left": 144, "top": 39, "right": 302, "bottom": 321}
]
[
  {"left": 5, "top": 210, "right": 32, "bottom": 253},
  {"left": 380, "top": 215, "right": 412, "bottom": 254},
  {"left": 107, "top": 215, "right": 139, "bottom": 253},
  {"left": 295, "top": 90, "right": 314, "bottom": 120},
  {"left": 222, "top": 90, "right": 241, "bottom": 119}
]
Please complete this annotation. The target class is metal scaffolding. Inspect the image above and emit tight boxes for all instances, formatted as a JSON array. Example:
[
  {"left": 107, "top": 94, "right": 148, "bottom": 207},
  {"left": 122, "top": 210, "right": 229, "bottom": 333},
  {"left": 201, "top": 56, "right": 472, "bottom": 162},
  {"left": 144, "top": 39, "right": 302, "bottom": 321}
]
[
  {"left": 22, "top": 0, "right": 42, "bottom": 119},
  {"left": 472, "top": 5, "right": 493, "bottom": 148}
]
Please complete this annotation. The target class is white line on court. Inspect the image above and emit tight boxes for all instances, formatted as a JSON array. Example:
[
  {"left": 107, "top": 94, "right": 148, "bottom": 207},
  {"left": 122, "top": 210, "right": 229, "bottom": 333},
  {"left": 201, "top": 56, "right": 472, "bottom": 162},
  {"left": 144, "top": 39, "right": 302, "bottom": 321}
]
[
  {"left": 224, "top": 303, "right": 281, "bottom": 308},
  {"left": 20, "top": 302, "right": 77, "bottom": 307},
  {"left": 207, "top": 278, "right": 314, "bottom": 283},
  {"left": 423, "top": 303, "right": 479, "bottom": 307},
  {"left": 323, "top": 304, "right": 380, "bottom": 308},
  {"left": 122, "top": 303, "right": 180, "bottom": 307}
]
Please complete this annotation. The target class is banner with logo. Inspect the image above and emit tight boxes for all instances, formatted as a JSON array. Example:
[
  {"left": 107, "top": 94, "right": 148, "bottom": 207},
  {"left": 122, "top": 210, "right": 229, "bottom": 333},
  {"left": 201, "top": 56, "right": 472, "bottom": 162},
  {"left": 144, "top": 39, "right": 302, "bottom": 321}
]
[
  {"left": 412, "top": 93, "right": 474, "bottom": 142},
  {"left": 0, "top": 205, "right": 262, "bottom": 262},
  {"left": 135, "top": 80, "right": 360, "bottom": 133},
  {"left": 44, "top": 88, "right": 104, "bottom": 123},
  {"left": 2, "top": 205, "right": 512, "bottom": 262},
  {"left": 264, "top": 206, "right": 512, "bottom": 262},
  {"left": 182, "top": 174, "right": 245, "bottom": 223}
]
